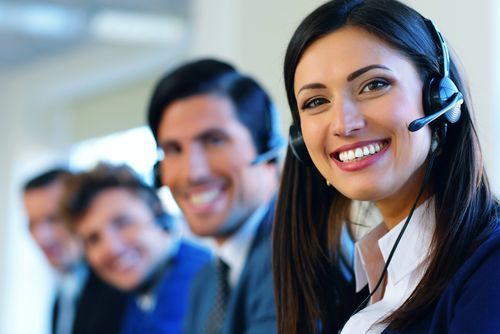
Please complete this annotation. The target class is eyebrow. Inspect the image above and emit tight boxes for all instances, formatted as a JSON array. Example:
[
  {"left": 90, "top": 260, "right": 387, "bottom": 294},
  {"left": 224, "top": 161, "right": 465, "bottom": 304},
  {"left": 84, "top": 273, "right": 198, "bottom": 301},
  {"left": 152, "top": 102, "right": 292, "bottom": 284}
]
[
  {"left": 159, "top": 128, "right": 228, "bottom": 146},
  {"left": 346, "top": 64, "right": 390, "bottom": 81},
  {"left": 297, "top": 64, "right": 391, "bottom": 95}
]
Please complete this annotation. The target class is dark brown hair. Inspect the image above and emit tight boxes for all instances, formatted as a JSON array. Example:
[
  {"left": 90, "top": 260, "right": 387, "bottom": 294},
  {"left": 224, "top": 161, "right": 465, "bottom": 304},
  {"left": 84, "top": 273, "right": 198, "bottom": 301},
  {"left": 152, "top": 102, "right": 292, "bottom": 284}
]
[
  {"left": 273, "top": 0, "right": 498, "bottom": 332},
  {"left": 60, "top": 163, "right": 169, "bottom": 231}
]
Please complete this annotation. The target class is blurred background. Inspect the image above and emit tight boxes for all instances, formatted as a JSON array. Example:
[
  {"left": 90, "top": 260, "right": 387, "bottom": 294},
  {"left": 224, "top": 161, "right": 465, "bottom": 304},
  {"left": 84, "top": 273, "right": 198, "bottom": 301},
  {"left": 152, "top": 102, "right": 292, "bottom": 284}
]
[{"left": 0, "top": 0, "right": 498, "bottom": 332}]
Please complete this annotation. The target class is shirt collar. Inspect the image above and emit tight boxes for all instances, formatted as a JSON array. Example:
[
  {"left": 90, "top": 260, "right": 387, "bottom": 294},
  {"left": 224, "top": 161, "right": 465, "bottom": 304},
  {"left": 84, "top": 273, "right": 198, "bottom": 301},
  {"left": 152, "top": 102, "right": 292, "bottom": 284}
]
[
  {"left": 214, "top": 201, "right": 269, "bottom": 287},
  {"left": 354, "top": 199, "right": 435, "bottom": 293},
  {"left": 58, "top": 261, "right": 89, "bottom": 299}
]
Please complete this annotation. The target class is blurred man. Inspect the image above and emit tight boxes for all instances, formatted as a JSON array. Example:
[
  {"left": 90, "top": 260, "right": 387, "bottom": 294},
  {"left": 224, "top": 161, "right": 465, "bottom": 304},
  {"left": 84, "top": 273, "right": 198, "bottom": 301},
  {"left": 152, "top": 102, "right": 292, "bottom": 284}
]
[
  {"left": 148, "top": 59, "right": 284, "bottom": 333},
  {"left": 22, "top": 168, "right": 126, "bottom": 334},
  {"left": 60, "top": 163, "right": 210, "bottom": 334}
]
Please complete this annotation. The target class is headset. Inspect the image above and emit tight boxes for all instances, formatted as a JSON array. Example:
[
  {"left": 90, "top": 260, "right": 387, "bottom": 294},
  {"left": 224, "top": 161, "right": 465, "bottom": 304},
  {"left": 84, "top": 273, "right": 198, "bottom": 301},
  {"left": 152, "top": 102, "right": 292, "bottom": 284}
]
[
  {"left": 250, "top": 103, "right": 286, "bottom": 165},
  {"left": 288, "top": 18, "right": 463, "bottom": 165}
]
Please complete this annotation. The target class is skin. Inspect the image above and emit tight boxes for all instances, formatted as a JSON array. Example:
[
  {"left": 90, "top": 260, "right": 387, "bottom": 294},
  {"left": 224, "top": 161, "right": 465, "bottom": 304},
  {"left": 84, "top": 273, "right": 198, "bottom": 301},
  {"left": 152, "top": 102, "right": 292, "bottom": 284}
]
[
  {"left": 23, "top": 181, "right": 82, "bottom": 273},
  {"left": 157, "top": 94, "right": 277, "bottom": 245},
  {"left": 294, "top": 26, "right": 432, "bottom": 229},
  {"left": 75, "top": 188, "right": 172, "bottom": 291}
]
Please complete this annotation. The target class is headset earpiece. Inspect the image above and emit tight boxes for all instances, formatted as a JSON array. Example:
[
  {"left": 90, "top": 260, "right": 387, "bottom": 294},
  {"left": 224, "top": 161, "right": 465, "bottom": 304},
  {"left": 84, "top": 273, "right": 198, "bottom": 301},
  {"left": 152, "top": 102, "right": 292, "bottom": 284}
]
[
  {"left": 289, "top": 123, "right": 312, "bottom": 165},
  {"left": 153, "top": 161, "right": 162, "bottom": 190},
  {"left": 251, "top": 104, "right": 286, "bottom": 165},
  {"left": 409, "top": 19, "right": 463, "bottom": 132}
]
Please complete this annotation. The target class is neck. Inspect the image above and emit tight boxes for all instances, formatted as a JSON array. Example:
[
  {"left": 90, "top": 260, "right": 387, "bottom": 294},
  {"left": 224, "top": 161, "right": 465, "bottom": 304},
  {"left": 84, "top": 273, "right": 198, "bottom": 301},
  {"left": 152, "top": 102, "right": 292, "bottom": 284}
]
[{"left": 376, "top": 163, "right": 431, "bottom": 230}]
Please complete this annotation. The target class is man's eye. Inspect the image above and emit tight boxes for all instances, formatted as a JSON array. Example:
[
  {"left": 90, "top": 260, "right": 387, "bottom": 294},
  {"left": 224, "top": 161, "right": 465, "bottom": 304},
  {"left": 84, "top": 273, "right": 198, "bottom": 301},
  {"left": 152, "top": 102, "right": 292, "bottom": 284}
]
[
  {"left": 204, "top": 135, "right": 226, "bottom": 147},
  {"left": 84, "top": 234, "right": 99, "bottom": 248},
  {"left": 302, "top": 97, "right": 329, "bottom": 110},
  {"left": 161, "top": 144, "right": 181, "bottom": 157},
  {"left": 361, "top": 79, "right": 390, "bottom": 93}
]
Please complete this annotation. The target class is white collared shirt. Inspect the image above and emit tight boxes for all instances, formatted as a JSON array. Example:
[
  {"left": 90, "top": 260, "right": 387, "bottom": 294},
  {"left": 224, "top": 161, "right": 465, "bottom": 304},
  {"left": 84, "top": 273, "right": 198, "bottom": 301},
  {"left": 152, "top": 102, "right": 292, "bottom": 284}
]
[
  {"left": 213, "top": 201, "right": 270, "bottom": 287},
  {"left": 55, "top": 262, "right": 88, "bottom": 334},
  {"left": 341, "top": 200, "right": 435, "bottom": 334}
]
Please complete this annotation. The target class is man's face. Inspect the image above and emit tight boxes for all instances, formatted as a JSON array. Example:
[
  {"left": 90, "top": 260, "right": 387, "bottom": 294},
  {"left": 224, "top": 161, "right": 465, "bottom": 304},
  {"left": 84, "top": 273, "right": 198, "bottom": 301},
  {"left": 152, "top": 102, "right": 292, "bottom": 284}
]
[
  {"left": 75, "top": 188, "right": 171, "bottom": 291},
  {"left": 23, "top": 181, "right": 82, "bottom": 272},
  {"left": 157, "top": 94, "right": 277, "bottom": 244}
]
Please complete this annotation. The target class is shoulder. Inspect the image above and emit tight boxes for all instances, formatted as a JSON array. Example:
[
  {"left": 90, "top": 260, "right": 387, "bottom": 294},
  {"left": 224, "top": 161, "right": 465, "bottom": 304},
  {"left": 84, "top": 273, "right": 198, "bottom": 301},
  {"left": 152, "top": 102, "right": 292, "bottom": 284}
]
[{"left": 428, "top": 225, "right": 500, "bottom": 333}]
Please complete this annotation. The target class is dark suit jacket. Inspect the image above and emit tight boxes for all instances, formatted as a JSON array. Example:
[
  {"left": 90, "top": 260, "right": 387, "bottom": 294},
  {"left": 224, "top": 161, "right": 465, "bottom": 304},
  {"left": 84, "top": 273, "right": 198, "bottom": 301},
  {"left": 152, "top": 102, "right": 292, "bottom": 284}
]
[
  {"left": 52, "top": 266, "right": 128, "bottom": 334},
  {"left": 384, "top": 221, "right": 500, "bottom": 333},
  {"left": 184, "top": 200, "right": 277, "bottom": 334}
]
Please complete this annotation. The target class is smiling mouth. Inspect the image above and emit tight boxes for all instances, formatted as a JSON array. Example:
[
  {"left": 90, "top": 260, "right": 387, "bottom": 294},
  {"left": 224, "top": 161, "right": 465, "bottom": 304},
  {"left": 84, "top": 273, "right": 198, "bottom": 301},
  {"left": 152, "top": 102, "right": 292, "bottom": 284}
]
[
  {"left": 335, "top": 140, "right": 389, "bottom": 163},
  {"left": 188, "top": 188, "right": 222, "bottom": 206},
  {"left": 111, "top": 250, "right": 140, "bottom": 272}
]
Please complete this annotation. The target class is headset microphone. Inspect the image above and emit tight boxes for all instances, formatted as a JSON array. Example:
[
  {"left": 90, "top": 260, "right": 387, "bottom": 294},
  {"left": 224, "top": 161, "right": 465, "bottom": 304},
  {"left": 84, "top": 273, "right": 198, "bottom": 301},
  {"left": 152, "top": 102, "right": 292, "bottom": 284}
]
[
  {"left": 408, "top": 91, "right": 463, "bottom": 132},
  {"left": 250, "top": 146, "right": 283, "bottom": 166}
]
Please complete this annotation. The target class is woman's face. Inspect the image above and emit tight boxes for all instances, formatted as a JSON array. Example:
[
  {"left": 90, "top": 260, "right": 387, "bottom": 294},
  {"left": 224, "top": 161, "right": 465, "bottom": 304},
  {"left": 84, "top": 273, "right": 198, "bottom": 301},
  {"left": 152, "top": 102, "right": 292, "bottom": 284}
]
[{"left": 294, "top": 26, "right": 431, "bottom": 206}]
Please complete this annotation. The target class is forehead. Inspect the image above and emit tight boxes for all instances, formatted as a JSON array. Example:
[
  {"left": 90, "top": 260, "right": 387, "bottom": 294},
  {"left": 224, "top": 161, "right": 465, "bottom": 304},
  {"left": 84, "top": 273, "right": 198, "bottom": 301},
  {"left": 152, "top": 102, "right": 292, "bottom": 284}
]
[
  {"left": 76, "top": 188, "right": 152, "bottom": 230},
  {"left": 157, "top": 94, "right": 249, "bottom": 140},
  {"left": 295, "top": 26, "right": 410, "bottom": 90},
  {"left": 24, "top": 182, "right": 63, "bottom": 214}
]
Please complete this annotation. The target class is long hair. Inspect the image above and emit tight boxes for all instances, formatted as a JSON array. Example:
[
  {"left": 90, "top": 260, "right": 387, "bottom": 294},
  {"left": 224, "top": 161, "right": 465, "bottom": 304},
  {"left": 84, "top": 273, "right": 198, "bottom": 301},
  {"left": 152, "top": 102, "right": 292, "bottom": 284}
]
[{"left": 273, "top": 0, "right": 498, "bottom": 332}]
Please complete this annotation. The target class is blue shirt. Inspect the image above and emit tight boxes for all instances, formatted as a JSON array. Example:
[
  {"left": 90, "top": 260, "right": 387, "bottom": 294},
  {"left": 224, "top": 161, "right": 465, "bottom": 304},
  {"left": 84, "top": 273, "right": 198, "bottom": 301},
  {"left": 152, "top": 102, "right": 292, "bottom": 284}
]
[{"left": 120, "top": 240, "right": 211, "bottom": 334}]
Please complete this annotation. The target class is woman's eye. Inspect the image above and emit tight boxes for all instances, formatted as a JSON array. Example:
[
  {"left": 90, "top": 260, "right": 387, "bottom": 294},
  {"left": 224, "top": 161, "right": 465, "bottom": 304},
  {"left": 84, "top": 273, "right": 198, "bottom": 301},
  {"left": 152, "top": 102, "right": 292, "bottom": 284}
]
[
  {"left": 361, "top": 79, "right": 390, "bottom": 93},
  {"left": 302, "top": 97, "right": 329, "bottom": 110}
]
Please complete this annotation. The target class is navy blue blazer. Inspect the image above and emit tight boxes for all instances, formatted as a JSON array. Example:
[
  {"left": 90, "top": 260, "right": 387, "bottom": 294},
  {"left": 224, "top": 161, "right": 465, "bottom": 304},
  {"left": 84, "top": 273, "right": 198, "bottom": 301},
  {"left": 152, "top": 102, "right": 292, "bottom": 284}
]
[
  {"left": 184, "top": 201, "right": 277, "bottom": 334},
  {"left": 120, "top": 240, "right": 211, "bottom": 334},
  {"left": 384, "top": 223, "right": 500, "bottom": 333}
]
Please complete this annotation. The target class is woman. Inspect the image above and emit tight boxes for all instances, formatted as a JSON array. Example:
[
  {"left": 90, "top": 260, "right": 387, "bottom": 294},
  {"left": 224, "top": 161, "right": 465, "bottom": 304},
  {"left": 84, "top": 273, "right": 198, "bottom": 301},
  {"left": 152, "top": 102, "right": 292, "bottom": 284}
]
[{"left": 273, "top": 0, "right": 499, "bottom": 333}]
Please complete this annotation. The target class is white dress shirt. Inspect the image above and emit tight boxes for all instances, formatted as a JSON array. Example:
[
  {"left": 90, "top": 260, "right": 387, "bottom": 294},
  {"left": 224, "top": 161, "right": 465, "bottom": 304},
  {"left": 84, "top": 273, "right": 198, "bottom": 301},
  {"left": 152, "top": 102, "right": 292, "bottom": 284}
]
[
  {"left": 341, "top": 200, "right": 435, "bottom": 334},
  {"left": 55, "top": 262, "right": 88, "bottom": 334},
  {"left": 214, "top": 201, "right": 270, "bottom": 287}
]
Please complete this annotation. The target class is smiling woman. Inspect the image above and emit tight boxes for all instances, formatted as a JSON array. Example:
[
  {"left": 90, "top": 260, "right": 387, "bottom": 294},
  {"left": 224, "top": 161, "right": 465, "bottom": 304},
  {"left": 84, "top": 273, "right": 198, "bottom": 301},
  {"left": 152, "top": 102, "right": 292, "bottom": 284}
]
[{"left": 272, "top": 0, "right": 500, "bottom": 333}]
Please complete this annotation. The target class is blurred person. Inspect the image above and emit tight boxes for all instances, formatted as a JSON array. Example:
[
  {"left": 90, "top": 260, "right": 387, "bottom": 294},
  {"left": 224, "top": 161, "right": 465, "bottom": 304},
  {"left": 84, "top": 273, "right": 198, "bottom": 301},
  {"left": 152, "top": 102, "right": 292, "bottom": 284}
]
[
  {"left": 60, "top": 163, "right": 210, "bottom": 334},
  {"left": 148, "top": 58, "right": 283, "bottom": 334},
  {"left": 22, "top": 168, "right": 127, "bottom": 334}
]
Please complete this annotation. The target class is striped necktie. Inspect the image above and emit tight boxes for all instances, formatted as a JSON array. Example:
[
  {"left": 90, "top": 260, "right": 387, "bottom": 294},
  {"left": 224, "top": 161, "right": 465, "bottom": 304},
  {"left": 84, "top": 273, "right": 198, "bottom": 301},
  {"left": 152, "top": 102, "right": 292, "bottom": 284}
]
[{"left": 205, "top": 258, "right": 231, "bottom": 334}]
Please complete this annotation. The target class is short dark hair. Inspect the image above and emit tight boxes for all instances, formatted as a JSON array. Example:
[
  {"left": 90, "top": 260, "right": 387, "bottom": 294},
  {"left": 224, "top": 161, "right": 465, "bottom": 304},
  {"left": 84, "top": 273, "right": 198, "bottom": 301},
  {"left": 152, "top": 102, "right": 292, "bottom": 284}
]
[
  {"left": 147, "top": 58, "right": 283, "bottom": 157},
  {"left": 23, "top": 168, "right": 72, "bottom": 192},
  {"left": 60, "top": 163, "right": 170, "bottom": 231}
]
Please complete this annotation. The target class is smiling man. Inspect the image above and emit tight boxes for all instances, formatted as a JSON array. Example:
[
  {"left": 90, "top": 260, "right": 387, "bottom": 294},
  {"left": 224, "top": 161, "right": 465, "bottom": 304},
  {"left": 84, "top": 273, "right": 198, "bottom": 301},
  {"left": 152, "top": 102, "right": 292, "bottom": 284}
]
[
  {"left": 60, "top": 163, "right": 210, "bottom": 334},
  {"left": 148, "top": 59, "right": 284, "bottom": 334},
  {"left": 23, "top": 168, "right": 126, "bottom": 334}
]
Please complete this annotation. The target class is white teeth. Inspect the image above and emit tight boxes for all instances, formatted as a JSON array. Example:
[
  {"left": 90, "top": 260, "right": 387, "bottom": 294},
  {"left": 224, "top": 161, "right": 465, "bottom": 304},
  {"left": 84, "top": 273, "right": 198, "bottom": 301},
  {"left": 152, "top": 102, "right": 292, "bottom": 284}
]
[
  {"left": 115, "top": 250, "right": 140, "bottom": 271},
  {"left": 338, "top": 142, "right": 386, "bottom": 162},
  {"left": 355, "top": 148, "right": 363, "bottom": 158},
  {"left": 190, "top": 188, "right": 220, "bottom": 205}
]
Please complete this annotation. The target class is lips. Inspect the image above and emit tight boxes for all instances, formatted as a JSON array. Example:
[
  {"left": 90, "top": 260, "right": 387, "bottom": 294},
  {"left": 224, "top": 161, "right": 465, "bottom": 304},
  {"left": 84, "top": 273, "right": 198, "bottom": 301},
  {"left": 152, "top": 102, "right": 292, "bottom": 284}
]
[
  {"left": 189, "top": 188, "right": 222, "bottom": 206},
  {"left": 332, "top": 139, "right": 390, "bottom": 162},
  {"left": 330, "top": 139, "right": 390, "bottom": 172},
  {"left": 181, "top": 183, "right": 227, "bottom": 215},
  {"left": 109, "top": 249, "right": 141, "bottom": 273}
]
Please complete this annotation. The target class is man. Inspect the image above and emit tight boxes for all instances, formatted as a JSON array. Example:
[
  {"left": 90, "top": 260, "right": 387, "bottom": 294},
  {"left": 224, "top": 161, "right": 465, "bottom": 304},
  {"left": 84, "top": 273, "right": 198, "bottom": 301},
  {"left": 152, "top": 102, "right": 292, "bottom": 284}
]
[
  {"left": 147, "top": 59, "right": 284, "bottom": 333},
  {"left": 22, "top": 168, "right": 126, "bottom": 334},
  {"left": 60, "top": 163, "right": 210, "bottom": 334}
]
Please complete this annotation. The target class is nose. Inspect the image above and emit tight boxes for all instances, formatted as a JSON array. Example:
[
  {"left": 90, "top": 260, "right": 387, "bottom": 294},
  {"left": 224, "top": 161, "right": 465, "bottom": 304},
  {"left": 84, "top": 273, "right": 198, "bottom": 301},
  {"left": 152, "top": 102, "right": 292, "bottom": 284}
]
[
  {"left": 32, "top": 221, "right": 56, "bottom": 246},
  {"left": 330, "top": 96, "right": 365, "bottom": 136},
  {"left": 184, "top": 143, "right": 212, "bottom": 182},
  {"left": 101, "top": 230, "right": 125, "bottom": 259}
]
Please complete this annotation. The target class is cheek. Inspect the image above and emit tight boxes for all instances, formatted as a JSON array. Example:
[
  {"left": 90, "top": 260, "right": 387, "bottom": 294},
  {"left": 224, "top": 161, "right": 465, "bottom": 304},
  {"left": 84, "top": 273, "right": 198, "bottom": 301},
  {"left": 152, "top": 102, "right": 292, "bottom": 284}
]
[
  {"left": 300, "top": 117, "right": 326, "bottom": 154},
  {"left": 86, "top": 248, "right": 101, "bottom": 268}
]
